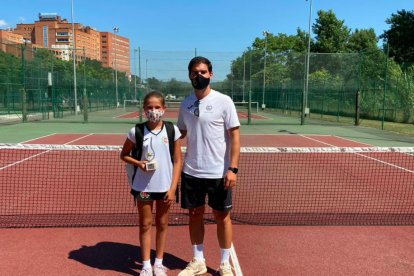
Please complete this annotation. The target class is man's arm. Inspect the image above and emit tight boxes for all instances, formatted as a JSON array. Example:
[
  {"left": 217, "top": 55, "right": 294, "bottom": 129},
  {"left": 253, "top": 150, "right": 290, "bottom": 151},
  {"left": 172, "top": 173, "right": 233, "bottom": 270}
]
[{"left": 224, "top": 126, "right": 240, "bottom": 189}]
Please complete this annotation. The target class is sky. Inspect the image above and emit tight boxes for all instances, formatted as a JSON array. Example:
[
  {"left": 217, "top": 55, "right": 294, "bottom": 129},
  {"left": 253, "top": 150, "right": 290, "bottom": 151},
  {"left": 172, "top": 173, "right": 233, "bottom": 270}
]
[{"left": 1, "top": 0, "right": 413, "bottom": 80}]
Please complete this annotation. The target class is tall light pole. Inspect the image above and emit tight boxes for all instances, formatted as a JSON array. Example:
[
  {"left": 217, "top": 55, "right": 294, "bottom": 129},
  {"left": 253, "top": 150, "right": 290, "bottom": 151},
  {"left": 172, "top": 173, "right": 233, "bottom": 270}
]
[
  {"left": 113, "top": 27, "right": 119, "bottom": 107},
  {"left": 138, "top": 47, "right": 142, "bottom": 85},
  {"left": 262, "top": 31, "right": 269, "bottom": 110},
  {"left": 145, "top": 59, "right": 148, "bottom": 81},
  {"left": 242, "top": 50, "right": 246, "bottom": 102},
  {"left": 248, "top": 46, "right": 252, "bottom": 125},
  {"left": 133, "top": 48, "right": 138, "bottom": 101},
  {"left": 302, "top": 0, "right": 313, "bottom": 125},
  {"left": 71, "top": 0, "right": 78, "bottom": 114}
]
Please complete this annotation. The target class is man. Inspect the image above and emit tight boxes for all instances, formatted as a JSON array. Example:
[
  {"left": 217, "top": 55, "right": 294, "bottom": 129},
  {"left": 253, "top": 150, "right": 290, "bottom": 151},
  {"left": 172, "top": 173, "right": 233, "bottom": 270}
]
[{"left": 177, "top": 56, "right": 240, "bottom": 276}]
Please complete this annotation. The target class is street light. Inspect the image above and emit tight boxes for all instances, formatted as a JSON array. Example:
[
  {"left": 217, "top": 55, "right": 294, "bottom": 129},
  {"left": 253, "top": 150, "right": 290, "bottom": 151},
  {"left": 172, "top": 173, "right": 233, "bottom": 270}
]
[
  {"left": 145, "top": 59, "right": 148, "bottom": 81},
  {"left": 133, "top": 48, "right": 137, "bottom": 101},
  {"left": 301, "top": 0, "right": 313, "bottom": 125},
  {"left": 71, "top": 0, "right": 78, "bottom": 114},
  {"left": 242, "top": 50, "right": 246, "bottom": 102},
  {"left": 113, "top": 26, "right": 119, "bottom": 107},
  {"left": 262, "top": 31, "right": 269, "bottom": 110}
]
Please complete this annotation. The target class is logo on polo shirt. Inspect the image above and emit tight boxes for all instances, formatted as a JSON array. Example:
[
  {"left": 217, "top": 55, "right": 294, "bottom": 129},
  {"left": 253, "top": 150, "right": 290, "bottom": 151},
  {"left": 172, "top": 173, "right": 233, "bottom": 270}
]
[{"left": 206, "top": 105, "right": 213, "bottom": 112}]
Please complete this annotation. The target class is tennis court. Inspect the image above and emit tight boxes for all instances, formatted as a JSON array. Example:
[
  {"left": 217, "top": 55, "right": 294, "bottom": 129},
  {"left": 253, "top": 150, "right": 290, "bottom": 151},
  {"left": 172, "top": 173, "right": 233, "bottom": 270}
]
[{"left": 1, "top": 131, "right": 414, "bottom": 275}]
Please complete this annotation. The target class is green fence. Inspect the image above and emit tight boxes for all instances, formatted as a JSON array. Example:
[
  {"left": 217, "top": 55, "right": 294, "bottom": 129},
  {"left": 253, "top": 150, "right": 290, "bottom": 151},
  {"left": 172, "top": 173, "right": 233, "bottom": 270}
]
[{"left": 1, "top": 43, "right": 413, "bottom": 126}]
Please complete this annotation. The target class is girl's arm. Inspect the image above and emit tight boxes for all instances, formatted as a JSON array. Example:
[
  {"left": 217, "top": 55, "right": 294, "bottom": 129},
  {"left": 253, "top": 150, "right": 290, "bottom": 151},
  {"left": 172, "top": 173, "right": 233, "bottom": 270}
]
[{"left": 120, "top": 138, "right": 147, "bottom": 171}]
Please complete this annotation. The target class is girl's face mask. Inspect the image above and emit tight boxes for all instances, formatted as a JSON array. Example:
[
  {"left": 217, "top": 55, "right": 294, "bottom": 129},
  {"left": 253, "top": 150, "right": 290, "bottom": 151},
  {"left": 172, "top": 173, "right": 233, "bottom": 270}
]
[{"left": 145, "top": 109, "right": 164, "bottom": 123}]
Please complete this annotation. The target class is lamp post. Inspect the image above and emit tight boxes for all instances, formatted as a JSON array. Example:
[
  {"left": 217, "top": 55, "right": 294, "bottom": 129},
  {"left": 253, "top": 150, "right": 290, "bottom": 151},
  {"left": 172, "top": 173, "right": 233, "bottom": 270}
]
[
  {"left": 248, "top": 46, "right": 252, "bottom": 125},
  {"left": 113, "top": 27, "right": 119, "bottom": 107},
  {"left": 71, "top": 0, "right": 78, "bottom": 114},
  {"left": 242, "top": 50, "right": 246, "bottom": 102},
  {"left": 21, "top": 39, "right": 29, "bottom": 122},
  {"left": 262, "top": 31, "right": 269, "bottom": 110},
  {"left": 138, "top": 47, "right": 143, "bottom": 122},
  {"left": 134, "top": 48, "right": 138, "bottom": 101},
  {"left": 301, "top": 0, "right": 313, "bottom": 125},
  {"left": 145, "top": 59, "right": 148, "bottom": 81}
]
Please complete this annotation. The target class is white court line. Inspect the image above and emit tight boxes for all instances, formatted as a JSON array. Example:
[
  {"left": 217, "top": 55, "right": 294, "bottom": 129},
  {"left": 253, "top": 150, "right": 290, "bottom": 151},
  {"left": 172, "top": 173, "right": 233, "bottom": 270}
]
[
  {"left": 0, "top": 133, "right": 95, "bottom": 171},
  {"left": 330, "top": 135, "right": 373, "bottom": 147},
  {"left": 240, "top": 134, "right": 332, "bottom": 136},
  {"left": 20, "top": 133, "right": 57, "bottom": 144},
  {"left": 230, "top": 243, "right": 243, "bottom": 276},
  {"left": 299, "top": 134, "right": 341, "bottom": 147},
  {"left": 299, "top": 134, "right": 414, "bottom": 174},
  {"left": 64, "top": 133, "right": 94, "bottom": 145}
]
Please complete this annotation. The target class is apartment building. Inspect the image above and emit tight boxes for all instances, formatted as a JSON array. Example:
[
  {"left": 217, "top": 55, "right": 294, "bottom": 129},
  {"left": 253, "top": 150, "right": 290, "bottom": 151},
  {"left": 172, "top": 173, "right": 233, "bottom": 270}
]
[
  {"left": 100, "top": 32, "right": 130, "bottom": 76},
  {"left": 8, "top": 13, "right": 130, "bottom": 75},
  {"left": 0, "top": 29, "right": 37, "bottom": 60}
]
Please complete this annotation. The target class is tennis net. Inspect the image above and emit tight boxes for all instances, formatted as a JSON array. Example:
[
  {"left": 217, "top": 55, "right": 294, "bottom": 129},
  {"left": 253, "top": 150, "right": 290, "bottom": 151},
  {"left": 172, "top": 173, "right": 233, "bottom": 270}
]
[{"left": 1, "top": 143, "right": 414, "bottom": 227}]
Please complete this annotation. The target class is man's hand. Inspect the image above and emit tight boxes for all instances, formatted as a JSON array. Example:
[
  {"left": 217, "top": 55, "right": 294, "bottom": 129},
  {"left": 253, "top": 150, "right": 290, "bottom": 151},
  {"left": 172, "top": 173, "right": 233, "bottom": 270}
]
[{"left": 224, "top": 171, "right": 237, "bottom": 189}]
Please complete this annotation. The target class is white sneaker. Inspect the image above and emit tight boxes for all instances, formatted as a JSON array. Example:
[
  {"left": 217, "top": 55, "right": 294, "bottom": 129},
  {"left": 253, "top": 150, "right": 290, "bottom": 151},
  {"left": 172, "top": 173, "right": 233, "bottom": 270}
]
[
  {"left": 178, "top": 258, "right": 207, "bottom": 276},
  {"left": 140, "top": 267, "right": 153, "bottom": 276},
  {"left": 218, "top": 262, "right": 234, "bottom": 276},
  {"left": 153, "top": 264, "right": 168, "bottom": 276}
]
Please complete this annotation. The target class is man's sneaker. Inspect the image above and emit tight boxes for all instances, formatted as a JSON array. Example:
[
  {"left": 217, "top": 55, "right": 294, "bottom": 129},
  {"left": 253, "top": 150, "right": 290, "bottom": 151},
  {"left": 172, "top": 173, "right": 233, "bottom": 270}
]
[
  {"left": 178, "top": 258, "right": 207, "bottom": 276},
  {"left": 153, "top": 264, "right": 168, "bottom": 276},
  {"left": 218, "top": 262, "right": 234, "bottom": 276},
  {"left": 140, "top": 267, "right": 153, "bottom": 276}
]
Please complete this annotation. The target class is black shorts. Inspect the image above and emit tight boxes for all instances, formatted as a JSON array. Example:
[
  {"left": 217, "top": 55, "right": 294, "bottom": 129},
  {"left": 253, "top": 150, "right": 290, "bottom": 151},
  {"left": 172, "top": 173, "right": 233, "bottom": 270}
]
[
  {"left": 180, "top": 172, "right": 232, "bottom": 212},
  {"left": 130, "top": 189, "right": 166, "bottom": 202}
]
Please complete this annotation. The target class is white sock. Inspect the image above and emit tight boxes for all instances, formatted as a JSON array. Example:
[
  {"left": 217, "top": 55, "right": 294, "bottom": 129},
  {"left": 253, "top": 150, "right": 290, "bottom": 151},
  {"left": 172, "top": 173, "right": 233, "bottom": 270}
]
[
  {"left": 142, "top": 260, "right": 152, "bottom": 270},
  {"left": 154, "top": 258, "right": 163, "bottom": 266},
  {"left": 193, "top": 244, "right": 204, "bottom": 262},
  {"left": 220, "top": 247, "right": 231, "bottom": 264}
]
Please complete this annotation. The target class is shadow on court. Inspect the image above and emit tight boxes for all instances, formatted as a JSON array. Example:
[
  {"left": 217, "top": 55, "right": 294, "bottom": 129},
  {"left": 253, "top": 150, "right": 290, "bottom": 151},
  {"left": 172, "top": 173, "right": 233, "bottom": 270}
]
[{"left": 68, "top": 241, "right": 216, "bottom": 275}]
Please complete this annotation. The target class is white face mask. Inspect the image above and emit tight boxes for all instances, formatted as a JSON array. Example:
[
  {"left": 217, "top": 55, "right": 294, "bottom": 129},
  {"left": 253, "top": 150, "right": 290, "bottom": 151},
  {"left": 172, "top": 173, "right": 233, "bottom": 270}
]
[{"left": 145, "top": 109, "right": 164, "bottom": 123}]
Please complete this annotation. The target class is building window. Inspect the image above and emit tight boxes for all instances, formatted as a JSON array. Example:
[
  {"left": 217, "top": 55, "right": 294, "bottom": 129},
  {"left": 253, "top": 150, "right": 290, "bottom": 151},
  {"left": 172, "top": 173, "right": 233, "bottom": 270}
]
[{"left": 42, "top": 26, "right": 48, "bottom": 48}]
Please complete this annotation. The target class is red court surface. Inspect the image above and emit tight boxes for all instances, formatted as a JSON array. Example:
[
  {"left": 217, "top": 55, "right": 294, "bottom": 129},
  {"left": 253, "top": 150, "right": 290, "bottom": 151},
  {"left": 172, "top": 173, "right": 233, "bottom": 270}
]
[
  {"left": 1, "top": 225, "right": 413, "bottom": 275},
  {"left": 2, "top": 133, "right": 414, "bottom": 275}
]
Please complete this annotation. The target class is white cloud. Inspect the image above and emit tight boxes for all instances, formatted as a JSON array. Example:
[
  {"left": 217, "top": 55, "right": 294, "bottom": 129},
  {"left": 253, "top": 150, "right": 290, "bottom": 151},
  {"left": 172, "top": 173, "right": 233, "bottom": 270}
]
[{"left": 0, "top": 20, "right": 7, "bottom": 28}]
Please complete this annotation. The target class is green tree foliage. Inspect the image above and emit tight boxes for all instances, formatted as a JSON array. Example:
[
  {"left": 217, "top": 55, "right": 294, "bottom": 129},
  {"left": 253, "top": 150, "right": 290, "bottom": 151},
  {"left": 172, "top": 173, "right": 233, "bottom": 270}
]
[
  {"left": 313, "top": 10, "right": 350, "bottom": 53},
  {"left": 347, "top": 28, "right": 378, "bottom": 52},
  {"left": 224, "top": 9, "right": 414, "bottom": 123},
  {"left": 381, "top": 9, "right": 414, "bottom": 65}
]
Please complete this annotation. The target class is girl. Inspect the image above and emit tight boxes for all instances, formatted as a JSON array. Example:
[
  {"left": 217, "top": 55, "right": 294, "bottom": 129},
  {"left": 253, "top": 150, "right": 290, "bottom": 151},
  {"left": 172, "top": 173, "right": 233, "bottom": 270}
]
[{"left": 120, "top": 91, "right": 182, "bottom": 276}]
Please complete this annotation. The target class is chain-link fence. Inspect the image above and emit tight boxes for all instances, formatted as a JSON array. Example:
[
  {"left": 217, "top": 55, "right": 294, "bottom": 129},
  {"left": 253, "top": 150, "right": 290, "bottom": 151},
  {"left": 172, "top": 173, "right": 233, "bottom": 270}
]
[
  {"left": 1, "top": 43, "right": 413, "bottom": 126},
  {"left": 0, "top": 42, "right": 133, "bottom": 123}
]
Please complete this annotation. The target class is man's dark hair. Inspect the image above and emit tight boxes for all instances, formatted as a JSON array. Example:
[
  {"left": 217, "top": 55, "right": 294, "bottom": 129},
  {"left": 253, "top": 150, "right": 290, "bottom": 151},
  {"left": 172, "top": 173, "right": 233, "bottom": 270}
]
[{"left": 188, "top": 56, "right": 213, "bottom": 73}]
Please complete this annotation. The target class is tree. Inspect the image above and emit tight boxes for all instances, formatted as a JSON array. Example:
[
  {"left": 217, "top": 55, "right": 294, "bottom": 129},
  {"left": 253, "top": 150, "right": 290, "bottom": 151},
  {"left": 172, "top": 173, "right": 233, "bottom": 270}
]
[
  {"left": 347, "top": 28, "right": 378, "bottom": 52},
  {"left": 313, "top": 10, "right": 351, "bottom": 53},
  {"left": 381, "top": 9, "right": 414, "bottom": 65}
]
